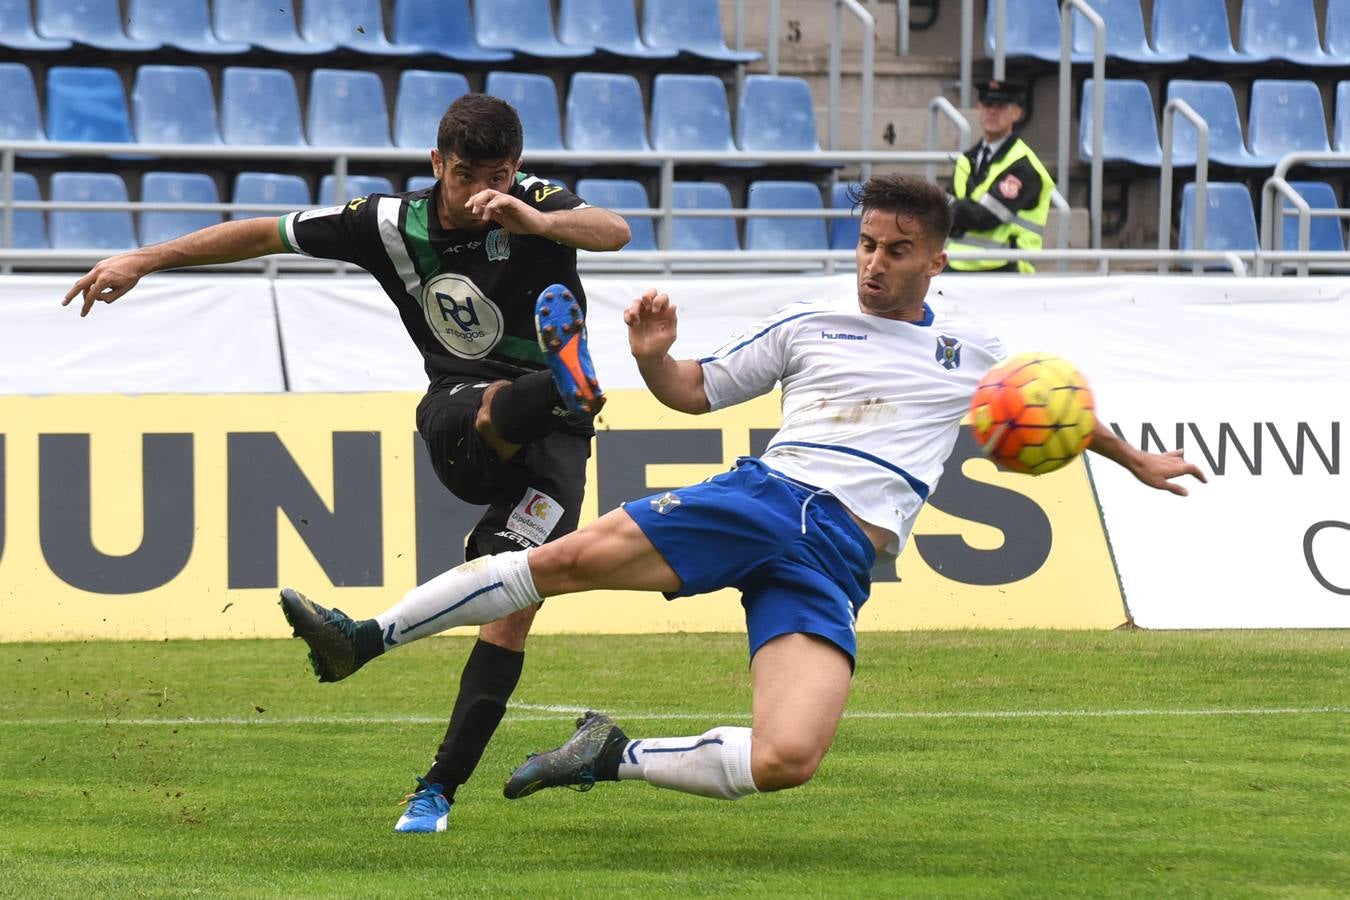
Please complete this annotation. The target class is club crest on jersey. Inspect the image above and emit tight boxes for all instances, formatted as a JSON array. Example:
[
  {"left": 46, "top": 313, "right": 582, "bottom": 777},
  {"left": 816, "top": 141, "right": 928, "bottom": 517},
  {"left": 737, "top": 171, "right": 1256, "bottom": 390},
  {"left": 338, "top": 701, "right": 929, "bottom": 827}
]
[
  {"left": 486, "top": 228, "right": 511, "bottom": 262},
  {"left": 421, "top": 272, "right": 504, "bottom": 360},
  {"left": 649, "top": 492, "right": 681, "bottom": 515},
  {"left": 935, "top": 335, "right": 962, "bottom": 370}
]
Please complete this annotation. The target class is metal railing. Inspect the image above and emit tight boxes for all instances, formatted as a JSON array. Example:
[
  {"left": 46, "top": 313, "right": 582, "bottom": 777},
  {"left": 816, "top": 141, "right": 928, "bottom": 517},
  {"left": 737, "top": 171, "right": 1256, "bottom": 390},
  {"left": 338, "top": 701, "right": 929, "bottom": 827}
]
[
  {"left": 1058, "top": 0, "right": 1104, "bottom": 251},
  {"left": 1259, "top": 152, "right": 1350, "bottom": 277},
  {"left": 828, "top": 0, "right": 876, "bottom": 180},
  {"left": 1157, "top": 97, "right": 1209, "bottom": 273}
]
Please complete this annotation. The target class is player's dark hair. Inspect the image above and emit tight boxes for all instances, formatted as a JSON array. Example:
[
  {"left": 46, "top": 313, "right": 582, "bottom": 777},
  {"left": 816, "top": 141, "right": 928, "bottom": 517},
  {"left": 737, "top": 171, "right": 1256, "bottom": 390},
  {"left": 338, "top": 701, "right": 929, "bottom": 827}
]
[
  {"left": 851, "top": 174, "right": 953, "bottom": 244},
  {"left": 436, "top": 94, "right": 524, "bottom": 163}
]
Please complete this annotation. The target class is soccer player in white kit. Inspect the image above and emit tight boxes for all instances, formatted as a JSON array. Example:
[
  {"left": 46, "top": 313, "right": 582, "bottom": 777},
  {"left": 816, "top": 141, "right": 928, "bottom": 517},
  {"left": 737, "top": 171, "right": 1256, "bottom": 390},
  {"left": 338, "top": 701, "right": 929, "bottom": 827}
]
[{"left": 281, "top": 175, "right": 1204, "bottom": 806}]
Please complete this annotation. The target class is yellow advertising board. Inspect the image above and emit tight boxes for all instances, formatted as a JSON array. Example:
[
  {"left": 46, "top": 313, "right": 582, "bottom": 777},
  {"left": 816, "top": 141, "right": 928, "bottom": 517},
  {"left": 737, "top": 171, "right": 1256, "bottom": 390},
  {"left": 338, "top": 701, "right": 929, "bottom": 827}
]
[{"left": 0, "top": 392, "right": 1125, "bottom": 641}]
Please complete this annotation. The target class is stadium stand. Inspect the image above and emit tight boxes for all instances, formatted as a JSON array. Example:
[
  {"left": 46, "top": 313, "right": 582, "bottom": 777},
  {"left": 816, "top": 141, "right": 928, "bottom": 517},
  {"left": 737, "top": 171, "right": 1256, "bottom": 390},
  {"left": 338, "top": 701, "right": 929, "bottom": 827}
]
[
  {"left": 1163, "top": 80, "right": 1264, "bottom": 168},
  {"left": 736, "top": 75, "right": 823, "bottom": 154},
  {"left": 212, "top": 0, "right": 336, "bottom": 55},
  {"left": 1179, "top": 181, "right": 1258, "bottom": 254},
  {"left": 565, "top": 72, "right": 652, "bottom": 153},
  {"left": 642, "top": 0, "right": 761, "bottom": 63},
  {"left": 35, "top": 0, "right": 161, "bottom": 51},
  {"left": 1071, "top": 0, "right": 1186, "bottom": 65},
  {"left": 390, "top": 0, "right": 513, "bottom": 62},
  {"left": 47, "top": 67, "right": 134, "bottom": 145},
  {"left": 395, "top": 71, "right": 471, "bottom": 149},
  {"left": 0, "top": 63, "right": 45, "bottom": 144},
  {"left": 671, "top": 181, "right": 739, "bottom": 250},
  {"left": 307, "top": 69, "right": 393, "bottom": 148},
  {"left": 1078, "top": 79, "right": 1163, "bottom": 166},
  {"left": 829, "top": 182, "right": 861, "bottom": 251},
  {"left": 984, "top": 0, "right": 1060, "bottom": 64},
  {"left": 230, "top": 172, "right": 312, "bottom": 220},
  {"left": 125, "top": 0, "right": 252, "bottom": 55},
  {"left": 1328, "top": 0, "right": 1350, "bottom": 58},
  {"left": 1151, "top": 0, "right": 1266, "bottom": 63},
  {"left": 132, "top": 66, "right": 223, "bottom": 145},
  {"left": 650, "top": 74, "right": 738, "bottom": 153},
  {"left": 1279, "top": 181, "right": 1346, "bottom": 252},
  {"left": 574, "top": 178, "right": 656, "bottom": 250},
  {"left": 475, "top": 0, "right": 595, "bottom": 59},
  {"left": 744, "top": 180, "right": 828, "bottom": 250},
  {"left": 300, "top": 0, "right": 419, "bottom": 57},
  {"left": 1247, "top": 79, "right": 1333, "bottom": 167},
  {"left": 485, "top": 71, "right": 565, "bottom": 151},
  {"left": 406, "top": 175, "right": 437, "bottom": 191},
  {"left": 1238, "top": 0, "right": 1341, "bottom": 67},
  {"left": 1334, "top": 81, "right": 1350, "bottom": 151},
  {"left": 6, "top": 172, "right": 47, "bottom": 249},
  {"left": 220, "top": 67, "right": 306, "bottom": 146},
  {"left": 140, "top": 172, "right": 222, "bottom": 246},
  {"left": 557, "top": 0, "right": 679, "bottom": 61},
  {"left": 0, "top": 0, "right": 70, "bottom": 50},
  {"left": 50, "top": 172, "right": 136, "bottom": 250},
  {"left": 318, "top": 174, "right": 395, "bottom": 204}
]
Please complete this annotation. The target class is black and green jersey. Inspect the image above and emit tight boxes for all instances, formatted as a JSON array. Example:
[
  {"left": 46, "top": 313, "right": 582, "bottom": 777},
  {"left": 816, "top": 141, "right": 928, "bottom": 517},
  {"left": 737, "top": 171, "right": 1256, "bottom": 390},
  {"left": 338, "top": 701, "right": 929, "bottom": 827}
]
[{"left": 278, "top": 173, "right": 587, "bottom": 383}]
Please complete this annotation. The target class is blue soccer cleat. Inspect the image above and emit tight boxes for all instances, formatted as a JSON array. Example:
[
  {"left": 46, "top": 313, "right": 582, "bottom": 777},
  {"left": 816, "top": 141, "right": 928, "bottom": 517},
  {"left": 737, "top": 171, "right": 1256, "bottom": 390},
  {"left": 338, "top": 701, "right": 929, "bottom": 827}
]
[
  {"left": 534, "top": 284, "right": 604, "bottom": 417},
  {"left": 395, "top": 776, "right": 451, "bottom": 833}
]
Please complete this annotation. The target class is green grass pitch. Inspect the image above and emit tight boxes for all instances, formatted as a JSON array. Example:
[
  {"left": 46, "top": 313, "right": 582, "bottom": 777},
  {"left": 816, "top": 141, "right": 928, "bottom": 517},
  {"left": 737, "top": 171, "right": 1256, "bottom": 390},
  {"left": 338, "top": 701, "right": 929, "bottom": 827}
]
[{"left": 2, "top": 631, "right": 1347, "bottom": 897}]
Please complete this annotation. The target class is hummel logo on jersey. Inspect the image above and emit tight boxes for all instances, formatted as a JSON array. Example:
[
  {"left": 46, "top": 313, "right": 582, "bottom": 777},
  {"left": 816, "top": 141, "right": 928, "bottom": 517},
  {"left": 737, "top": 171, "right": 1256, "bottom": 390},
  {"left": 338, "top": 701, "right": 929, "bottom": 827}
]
[{"left": 822, "top": 331, "right": 867, "bottom": 341}]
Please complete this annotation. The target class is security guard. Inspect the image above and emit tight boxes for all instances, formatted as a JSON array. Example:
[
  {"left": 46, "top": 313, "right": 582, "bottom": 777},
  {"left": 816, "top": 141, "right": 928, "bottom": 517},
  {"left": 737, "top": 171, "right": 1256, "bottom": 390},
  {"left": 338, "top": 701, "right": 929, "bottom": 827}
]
[{"left": 947, "top": 79, "right": 1054, "bottom": 273}]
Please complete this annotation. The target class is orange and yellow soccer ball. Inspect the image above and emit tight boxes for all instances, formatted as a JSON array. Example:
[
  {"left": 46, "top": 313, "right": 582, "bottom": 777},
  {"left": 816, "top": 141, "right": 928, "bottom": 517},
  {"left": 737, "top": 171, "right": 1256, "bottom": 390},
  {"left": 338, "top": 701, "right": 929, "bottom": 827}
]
[{"left": 969, "top": 352, "right": 1097, "bottom": 475}]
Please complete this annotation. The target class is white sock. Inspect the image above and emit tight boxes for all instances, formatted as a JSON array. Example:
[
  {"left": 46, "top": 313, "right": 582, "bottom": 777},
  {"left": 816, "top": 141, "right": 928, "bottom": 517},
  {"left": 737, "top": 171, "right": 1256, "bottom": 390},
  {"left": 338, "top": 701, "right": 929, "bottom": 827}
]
[
  {"left": 616, "top": 726, "right": 758, "bottom": 800},
  {"left": 374, "top": 550, "right": 540, "bottom": 648}
]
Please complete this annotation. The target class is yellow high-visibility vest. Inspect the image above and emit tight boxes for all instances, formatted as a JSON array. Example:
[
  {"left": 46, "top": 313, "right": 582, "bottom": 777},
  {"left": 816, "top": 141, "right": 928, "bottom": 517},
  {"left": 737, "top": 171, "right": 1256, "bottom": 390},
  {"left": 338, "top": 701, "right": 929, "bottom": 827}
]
[{"left": 948, "top": 138, "right": 1053, "bottom": 273}]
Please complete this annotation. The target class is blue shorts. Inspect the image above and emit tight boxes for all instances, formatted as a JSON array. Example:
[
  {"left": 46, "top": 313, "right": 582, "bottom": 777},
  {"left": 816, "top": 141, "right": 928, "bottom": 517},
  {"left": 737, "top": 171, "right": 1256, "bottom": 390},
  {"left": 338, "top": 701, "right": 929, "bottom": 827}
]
[{"left": 622, "top": 457, "right": 876, "bottom": 666}]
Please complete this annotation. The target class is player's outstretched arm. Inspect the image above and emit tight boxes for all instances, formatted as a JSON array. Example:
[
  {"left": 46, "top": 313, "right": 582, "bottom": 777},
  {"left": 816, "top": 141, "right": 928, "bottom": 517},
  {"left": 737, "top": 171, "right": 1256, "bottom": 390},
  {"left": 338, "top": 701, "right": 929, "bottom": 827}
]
[
  {"left": 62, "top": 217, "right": 287, "bottom": 317},
  {"left": 1087, "top": 418, "right": 1207, "bottom": 496},
  {"left": 466, "top": 189, "right": 630, "bottom": 251},
  {"left": 625, "top": 288, "right": 709, "bottom": 415}
]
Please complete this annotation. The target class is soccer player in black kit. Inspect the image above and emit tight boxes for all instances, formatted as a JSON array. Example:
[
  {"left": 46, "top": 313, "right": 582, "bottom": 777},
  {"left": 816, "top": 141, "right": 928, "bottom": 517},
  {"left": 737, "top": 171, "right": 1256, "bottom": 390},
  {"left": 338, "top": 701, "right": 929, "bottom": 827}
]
[{"left": 63, "top": 94, "right": 631, "bottom": 833}]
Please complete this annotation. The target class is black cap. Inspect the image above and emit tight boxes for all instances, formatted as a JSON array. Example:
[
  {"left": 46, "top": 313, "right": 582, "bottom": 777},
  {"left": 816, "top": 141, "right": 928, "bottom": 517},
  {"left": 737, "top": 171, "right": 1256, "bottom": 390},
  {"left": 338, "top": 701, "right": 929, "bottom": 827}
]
[{"left": 976, "top": 79, "right": 1026, "bottom": 105}]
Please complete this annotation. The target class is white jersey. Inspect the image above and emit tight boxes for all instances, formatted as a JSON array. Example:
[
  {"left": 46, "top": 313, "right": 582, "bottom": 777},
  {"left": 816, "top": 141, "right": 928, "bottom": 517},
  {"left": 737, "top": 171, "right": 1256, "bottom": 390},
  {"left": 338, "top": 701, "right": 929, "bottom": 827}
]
[{"left": 699, "top": 295, "right": 1006, "bottom": 555}]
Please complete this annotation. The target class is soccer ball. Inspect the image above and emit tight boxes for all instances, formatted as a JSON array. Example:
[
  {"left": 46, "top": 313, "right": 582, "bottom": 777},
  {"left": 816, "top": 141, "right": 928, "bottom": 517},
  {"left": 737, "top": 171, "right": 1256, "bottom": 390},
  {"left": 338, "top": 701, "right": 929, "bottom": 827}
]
[{"left": 968, "top": 352, "right": 1097, "bottom": 475}]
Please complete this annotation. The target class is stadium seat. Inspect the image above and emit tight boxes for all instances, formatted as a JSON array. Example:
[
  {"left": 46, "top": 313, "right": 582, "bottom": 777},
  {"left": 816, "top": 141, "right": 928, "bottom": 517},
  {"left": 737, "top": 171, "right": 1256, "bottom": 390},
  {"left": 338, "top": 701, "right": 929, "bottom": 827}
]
[
  {"left": 125, "top": 0, "right": 251, "bottom": 54},
  {"left": 736, "top": 75, "right": 822, "bottom": 154},
  {"left": 390, "top": 0, "right": 512, "bottom": 62},
  {"left": 132, "top": 66, "right": 222, "bottom": 145},
  {"left": 1328, "top": 0, "right": 1350, "bottom": 59},
  {"left": 0, "top": 63, "right": 45, "bottom": 144},
  {"left": 0, "top": 0, "right": 70, "bottom": 50},
  {"left": 35, "top": 0, "right": 160, "bottom": 51},
  {"left": 1247, "top": 79, "right": 1332, "bottom": 167},
  {"left": 50, "top": 172, "right": 136, "bottom": 250},
  {"left": 1151, "top": 0, "right": 1267, "bottom": 63},
  {"left": 984, "top": 0, "right": 1059, "bottom": 64},
  {"left": 565, "top": 72, "right": 651, "bottom": 153},
  {"left": 1078, "top": 79, "right": 1162, "bottom": 166},
  {"left": 670, "top": 181, "right": 738, "bottom": 250},
  {"left": 300, "top": 0, "right": 418, "bottom": 56},
  {"left": 212, "top": 0, "right": 336, "bottom": 55},
  {"left": 318, "top": 175, "right": 395, "bottom": 205},
  {"left": 1278, "top": 181, "right": 1345, "bottom": 253},
  {"left": 46, "top": 67, "right": 134, "bottom": 144},
  {"left": 1239, "top": 0, "right": 1340, "bottom": 66},
  {"left": 485, "top": 71, "right": 564, "bottom": 151},
  {"left": 475, "top": 0, "right": 595, "bottom": 59},
  {"left": 1163, "top": 81, "right": 1263, "bottom": 168},
  {"left": 406, "top": 175, "right": 437, "bottom": 191},
  {"left": 744, "top": 181, "right": 827, "bottom": 251},
  {"left": 4, "top": 172, "right": 48, "bottom": 249},
  {"left": 829, "top": 182, "right": 861, "bottom": 250},
  {"left": 231, "top": 172, "right": 312, "bottom": 220},
  {"left": 650, "top": 74, "right": 738, "bottom": 153},
  {"left": 557, "top": 0, "right": 677, "bottom": 61},
  {"left": 1072, "top": 0, "right": 1186, "bottom": 65},
  {"left": 642, "top": 0, "right": 761, "bottom": 63},
  {"left": 221, "top": 68, "right": 306, "bottom": 146},
  {"left": 1178, "top": 181, "right": 1257, "bottom": 254},
  {"left": 307, "top": 69, "right": 392, "bottom": 148},
  {"left": 140, "top": 172, "right": 222, "bottom": 246},
  {"left": 1336, "top": 82, "right": 1350, "bottom": 151},
  {"left": 574, "top": 178, "right": 655, "bottom": 250},
  {"left": 395, "top": 71, "right": 470, "bottom": 149}
]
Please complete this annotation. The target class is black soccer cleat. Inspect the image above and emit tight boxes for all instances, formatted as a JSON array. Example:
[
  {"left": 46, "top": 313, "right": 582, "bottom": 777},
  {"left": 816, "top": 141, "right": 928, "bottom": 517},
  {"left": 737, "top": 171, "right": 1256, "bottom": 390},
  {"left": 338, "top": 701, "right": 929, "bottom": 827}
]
[
  {"left": 503, "top": 711, "right": 628, "bottom": 799},
  {"left": 278, "top": 587, "right": 369, "bottom": 683}
]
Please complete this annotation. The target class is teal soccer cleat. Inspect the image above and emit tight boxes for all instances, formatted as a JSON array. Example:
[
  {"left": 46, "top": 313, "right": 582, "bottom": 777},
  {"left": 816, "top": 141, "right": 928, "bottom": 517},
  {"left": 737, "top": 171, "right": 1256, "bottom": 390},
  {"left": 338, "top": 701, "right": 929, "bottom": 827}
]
[
  {"left": 278, "top": 588, "right": 371, "bottom": 683},
  {"left": 395, "top": 776, "right": 451, "bottom": 833},
  {"left": 534, "top": 283, "right": 604, "bottom": 417},
  {"left": 503, "top": 711, "right": 628, "bottom": 799}
]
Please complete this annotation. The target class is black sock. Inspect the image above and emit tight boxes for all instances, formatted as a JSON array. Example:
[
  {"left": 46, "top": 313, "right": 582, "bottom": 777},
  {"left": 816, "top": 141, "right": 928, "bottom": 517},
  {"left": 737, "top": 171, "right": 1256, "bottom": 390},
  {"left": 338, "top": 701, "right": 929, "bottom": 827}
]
[
  {"left": 354, "top": 619, "right": 386, "bottom": 666},
  {"left": 593, "top": 724, "right": 630, "bottom": 782},
  {"left": 423, "top": 639, "right": 525, "bottom": 799},
  {"left": 489, "top": 370, "right": 564, "bottom": 445}
]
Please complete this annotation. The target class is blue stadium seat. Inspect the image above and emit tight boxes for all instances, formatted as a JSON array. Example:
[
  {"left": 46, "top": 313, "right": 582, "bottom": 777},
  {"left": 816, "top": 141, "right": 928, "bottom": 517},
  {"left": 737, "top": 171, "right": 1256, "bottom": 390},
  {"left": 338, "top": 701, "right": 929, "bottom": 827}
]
[
  {"left": 50, "top": 172, "right": 136, "bottom": 250},
  {"left": 318, "top": 175, "right": 395, "bottom": 205},
  {"left": 1078, "top": 79, "right": 1162, "bottom": 166},
  {"left": 221, "top": 68, "right": 306, "bottom": 146},
  {"left": 736, "top": 75, "right": 822, "bottom": 154},
  {"left": 984, "top": 0, "right": 1059, "bottom": 63},
  {"left": 301, "top": 0, "right": 418, "bottom": 56},
  {"left": 406, "top": 175, "right": 437, "bottom": 191},
  {"left": 829, "top": 182, "right": 861, "bottom": 250},
  {"left": 575, "top": 178, "right": 655, "bottom": 250},
  {"left": 1163, "top": 81, "right": 1263, "bottom": 168},
  {"left": 1179, "top": 182, "right": 1257, "bottom": 254},
  {"left": 1247, "top": 79, "right": 1332, "bottom": 167},
  {"left": 231, "top": 172, "right": 312, "bottom": 220},
  {"left": 485, "top": 71, "right": 564, "bottom": 151},
  {"left": 47, "top": 67, "right": 134, "bottom": 144},
  {"left": 650, "top": 74, "right": 737, "bottom": 153},
  {"left": 476, "top": 0, "right": 595, "bottom": 59},
  {"left": 1239, "top": 0, "right": 1340, "bottom": 66},
  {"left": 307, "top": 69, "right": 392, "bottom": 148},
  {"left": 1152, "top": 0, "right": 1267, "bottom": 63},
  {"left": 212, "top": 0, "right": 336, "bottom": 55},
  {"left": 1279, "top": 181, "right": 1345, "bottom": 252},
  {"left": 565, "top": 72, "right": 651, "bottom": 153},
  {"left": 4, "top": 172, "right": 48, "bottom": 249},
  {"left": 395, "top": 71, "right": 470, "bottom": 149},
  {"left": 1072, "top": 0, "right": 1186, "bottom": 64},
  {"left": 391, "top": 0, "right": 512, "bottom": 62},
  {"left": 35, "top": 0, "right": 160, "bottom": 51},
  {"left": 643, "top": 0, "right": 760, "bottom": 63},
  {"left": 745, "top": 181, "right": 827, "bottom": 251},
  {"left": 558, "top": 0, "right": 677, "bottom": 60},
  {"left": 0, "top": 63, "right": 45, "bottom": 144},
  {"left": 132, "top": 66, "right": 221, "bottom": 145},
  {"left": 671, "top": 181, "right": 738, "bottom": 250},
  {"left": 1336, "top": 82, "right": 1350, "bottom": 151},
  {"left": 1328, "top": 0, "right": 1350, "bottom": 59},
  {"left": 125, "top": 0, "right": 251, "bottom": 54},
  {"left": 0, "top": 0, "right": 70, "bottom": 50},
  {"left": 140, "top": 172, "right": 221, "bottom": 246}
]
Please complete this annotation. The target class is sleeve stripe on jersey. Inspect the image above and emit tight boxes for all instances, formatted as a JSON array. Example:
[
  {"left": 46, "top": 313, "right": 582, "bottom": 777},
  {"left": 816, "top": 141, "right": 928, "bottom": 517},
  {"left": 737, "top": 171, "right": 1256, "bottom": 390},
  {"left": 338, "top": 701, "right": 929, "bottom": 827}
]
[
  {"left": 279, "top": 213, "right": 307, "bottom": 256},
  {"left": 375, "top": 196, "right": 422, "bottom": 300},
  {"left": 697, "top": 308, "right": 821, "bottom": 364},
  {"left": 768, "top": 440, "right": 931, "bottom": 500}
]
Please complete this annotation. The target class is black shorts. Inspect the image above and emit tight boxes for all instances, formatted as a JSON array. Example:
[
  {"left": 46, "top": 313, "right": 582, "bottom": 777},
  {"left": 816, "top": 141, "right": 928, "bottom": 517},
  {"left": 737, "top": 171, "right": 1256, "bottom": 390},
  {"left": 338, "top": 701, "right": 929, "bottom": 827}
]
[{"left": 416, "top": 376, "right": 591, "bottom": 560}]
